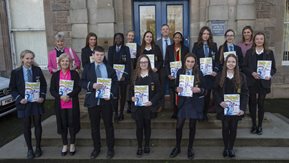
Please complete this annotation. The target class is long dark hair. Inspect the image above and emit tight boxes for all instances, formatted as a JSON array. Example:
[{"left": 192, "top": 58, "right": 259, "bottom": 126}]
[
  {"left": 241, "top": 26, "right": 253, "bottom": 42},
  {"left": 140, "top": 31, "right": 156, "bottom": 54},
  {"left": 85, "top": 32, "right": 97, "bottom": 48},
  {"left": 113, "top": 33, "right": 125, "bottom": 46},
  {"left": 252, "top": 32, "right": 268, "bottom": 51},
  {"left": 183, "top": 53, "right": 201, "bottom": 85},
  {"left": 219, "top": 29, "right": 235, "bottom": 64},
  {"left": 219, "top": 54, "right": 241, "bottom": 91},
  {"left": 197, "top": 26, "right": 214, "bottom": 47},
  {"left": 133, "top": 54, "right": 153, "bottom": 82}
]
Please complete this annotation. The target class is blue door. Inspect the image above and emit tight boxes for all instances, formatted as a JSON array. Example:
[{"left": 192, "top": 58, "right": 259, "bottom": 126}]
[{"left": 133, "top": 0, "right": 189, "bottom": 46}]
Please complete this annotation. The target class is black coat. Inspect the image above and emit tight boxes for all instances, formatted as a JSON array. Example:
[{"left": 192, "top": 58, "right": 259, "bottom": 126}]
[
  {"left": 81, "top": 46, "right": 107, "bottom": 68},
  {"left": 107, "top": 45, "right": 131, "bottom": 84},
  {"left": 9, "top": 65, "right": 47, "bottom": 118},
  {"left": 50, "top": 70, "right": 81, "bottom": 135},
  {"left": 81, "top": 62, "right": 118, "bottom": 108},
  {"left": 192, "top": 42, "right": 218, "bottom": 89},
  {"left": 214, "top": 73, "right": 249, "bottom": 120},
  {"left": 243, "top": 48, "right": 277, "bottom": 91},
  {"left": 130, "top": 72, "right": 161, "bottom": 112},
  {"left": 216, "top": 43, "right": 243, "bottom": 71},
  {"left": 137, "top": 45, "right": 163, "bottom": 72},
  {"left": 175, "top": 69, "right": 206, "bottom": 119}
]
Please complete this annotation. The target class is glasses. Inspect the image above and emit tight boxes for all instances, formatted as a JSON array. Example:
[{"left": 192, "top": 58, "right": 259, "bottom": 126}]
[{"left": 140, "top": 61, "right": 149, "bottom": 64}]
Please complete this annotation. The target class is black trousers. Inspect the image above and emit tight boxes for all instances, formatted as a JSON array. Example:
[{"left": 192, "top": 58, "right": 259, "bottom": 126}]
[
  {"left": 248, "top": 87, "right": 267, "bottom": 127},
  {"left": 60, "top": 109, "right": 76, "bottom": 145},
  {"left": 175, "top": 118, "right": 197, "bottom": 149},
  {"left": 22, "top": 115, "right": 42, "bottom": 150},
  {"left": 88, "top": 104, "right": 114, "bottom": 151},
  {"left": 204, "top": 89, "right": 212, "bottom": 115},
  {"left": 159, "top": 68, "right": 167, "bottom": 108},
  {"left": 134, "top": 108, "right": 151, "bottom": 148},
  {"left": 114, "top": 83, "right": 127, "bottom": 115},
  {"left": 222, "top": 116, "right": 238, "bottom": 150}
]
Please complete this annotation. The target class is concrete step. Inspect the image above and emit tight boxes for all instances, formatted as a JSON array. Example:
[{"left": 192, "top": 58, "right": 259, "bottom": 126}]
[{"left": 34, "top": 113, "right": 289, "bottom": 147}]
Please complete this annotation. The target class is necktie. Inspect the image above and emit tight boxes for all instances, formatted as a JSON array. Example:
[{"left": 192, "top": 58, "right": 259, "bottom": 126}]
[
  {"left": 27, "top": 69, "right": 32, "bottom": 82},
  {"left": 187, "top": 71, "right": 190, "bottom": 75},
  {"left": 96, "top": 65, "right": 102, "bottom": 78},
  {"left": 229, "top": 45, "right": 234, "bottom": 51},
  {"left": 204, "top": 44, "right": 209, "bottom": 57},
  {"left": 116, "top": 46, "right": 120, "bottom": 53}
]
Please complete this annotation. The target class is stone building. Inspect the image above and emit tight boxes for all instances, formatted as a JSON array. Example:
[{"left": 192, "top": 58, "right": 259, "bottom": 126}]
[{"left": 0, "top": 0, "right": 288, "bottom": 98}]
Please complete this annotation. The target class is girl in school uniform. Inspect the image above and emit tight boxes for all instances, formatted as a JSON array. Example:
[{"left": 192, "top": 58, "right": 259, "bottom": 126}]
[
  {"left": 164, "top": 31, "right": 189, "bottom": 118},
  {"left": 192, "top": 26, "right": 218, "bottom": 120},
  {"left": 107, "top": 33, "right": 131, "bottom": 121},
  {"left": 243, "top": 32, "right": 276, "bottom": 135},
  {"left": 9, "top": 50, "right": 47, "bottom": 159},
  {"left": 214, "top": 54, "right": 249, "bottom": 157},
  {"left": 130, "top": 55, "right": 161, "bottom": 157},
  {"left": 48, "top": 31, "right": 81, "bottom": 73},
  {"left": 169, "top": 53, "right": 206, "bottom": 160},
  {"left": 50, "top": 53, "right": 81, "bottom": 156},
  {"left": 81, "top": 32, "right": 98, "bottom": 68},
  {"left": 216, "top": 29, "right": 243, "bottom": 71}
]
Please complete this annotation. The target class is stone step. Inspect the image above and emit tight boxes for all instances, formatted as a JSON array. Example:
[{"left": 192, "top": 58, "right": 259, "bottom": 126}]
[
  {"left": 79, "top": 112, "right": 272, "bottom": 129},
  {"left": 35, "top": 113, "right": 289, "bottom": 147},
  {"left": 1, "top": 139, "right": 289, "bottom": 162}
]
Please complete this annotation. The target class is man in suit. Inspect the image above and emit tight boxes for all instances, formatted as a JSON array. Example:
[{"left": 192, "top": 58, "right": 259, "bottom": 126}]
[
  {"left": 81, "top": 46, "right": 118, "bottom": 159},
  {"left": 156, "top": 24, "right": 173, "bottom": 111}
]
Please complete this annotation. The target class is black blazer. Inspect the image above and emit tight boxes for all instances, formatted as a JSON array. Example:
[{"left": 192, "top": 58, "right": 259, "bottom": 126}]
[
  {"left": 9, "top": 65, "right": 47, "bottom": 111},
  {"left": 130, "top": 72, "right": 161, "bottom": 112},
  {"left": 243, "top": 48, "right": 277, "bottom": 90},
  {"left": 156, "top": 38, "right": 173, "bottom": 56},
  {"left": 137, "top": 44, "right": 163, "bottom": 72},
  {"left": 50, "top": 70, "right": 81, "bottom": 134},
  {"left": 216, "top": 43, "right": 243, "bottom": 71},
  {"left": 175, "top": 68, "right": 206, "bottom": 110},
  {"left": 81, "top": 46, "right": 107, "bottom": 68},
  {"left": 107, "top": 45, "right": 131, "bottom": 83},
  {"left": 81, "top": 62, "right": 118, "bottom": 108},
  {"left": 214, "top": 73, "right": 249, "bottom": 120}
]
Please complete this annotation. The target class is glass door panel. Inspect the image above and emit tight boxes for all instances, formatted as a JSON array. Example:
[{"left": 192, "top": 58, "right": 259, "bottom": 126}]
[
  {"left": 167, "top": 5, "right": 183, "bottom": 38},
  {"left": 139, "top": 6, "right": 156, "bottom": 41}
]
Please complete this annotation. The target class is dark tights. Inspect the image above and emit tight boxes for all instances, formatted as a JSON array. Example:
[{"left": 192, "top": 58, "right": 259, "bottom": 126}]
[
  {"left": 176, "top": 118, "right": 196, "bottom": 149},
  {"left": 23, "top": 115, "right": 42, "bottom": 150},
  {"left": 222, "top": 117, "right": 238, "bottom": 150},
  {"left": 249, "top": 90, "right": 266, "bottom": 127}
]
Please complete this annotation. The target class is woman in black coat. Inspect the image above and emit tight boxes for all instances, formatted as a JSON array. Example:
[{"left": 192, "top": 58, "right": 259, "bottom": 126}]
[
  {"left": 130, "top": 55, "right": 161, "bottom": 157},
  {"left": 50, "top": 53, "right": 81, "bottom": 156},
  {"left": 243, "top": 32, "right": 276, "bottom": 135},
  {"left": 169, "top": 53, "right": 206, "bottom": 160},
  {"left": 192, "top": 26, "right": 218, "bottom": 120},
  {"left": 165, "top": 32, "right": 189, "bottom": 118},
  {"left": 214, "top": 54, "right": 249, "bottom": 158},
  {"left": 216, "top": 29, "right": 243, "bottom": 72},
  {"left": 108, "top": 33, "right": 131, "bottom": 121},
  {"left": 81, "top": 32, "right": 98, "bottom": 68},
  {"left": 9, "top": 50, "right": 47, "bottom": 159}
]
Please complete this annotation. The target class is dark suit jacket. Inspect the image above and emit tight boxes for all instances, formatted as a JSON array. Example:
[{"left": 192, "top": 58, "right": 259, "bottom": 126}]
[
  {"left": 214, "top": 73, "right": 249, "bottom": 120},
  {"left": 81, "top": 46, "right": 107, "bottom": 68},
  {"left": 243, "top": 48, "right": 277, "bottom": 90},
  {"left": 107, "top": 45, "right": 131, "bottom": 83},
  {"left": 9, "top": 65, "right": 47, "bottom": 113},
  {"left": 138, "top": 44, "right": 163, "bottom": 72},
  {"left": 50, "top": 70, "right": 81, "bottom": 134},
  {"left": 164, "top": 44, "right": 189, "bottom": 88},
  {"left": 81, "top": 62, "right": 118, "bottom": 108},
  {"left": 216, "top": 43, "right": 243, "bottom": 71},
  {"left": 156, "top": 37, "right": 173, "bottom": 58}
]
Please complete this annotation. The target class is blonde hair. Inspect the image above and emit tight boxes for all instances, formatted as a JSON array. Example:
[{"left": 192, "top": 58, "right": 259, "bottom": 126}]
[
  {"left": 58, "top": 53, "right": 72, "bottom": 68},
  {"left": 19, "top": 49, "right": 38, "bottom": 66},
  {"left": 55, "top": 31, "right": 65, "bottom": 41}
]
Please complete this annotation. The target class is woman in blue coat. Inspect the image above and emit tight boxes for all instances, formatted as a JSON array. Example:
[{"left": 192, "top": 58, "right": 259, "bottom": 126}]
[
  {"left": 9, "top": 50, "right": 47, "bottom": 159},
  {"left": 169, "top": 53, "right": 206, "bottom": 160}
]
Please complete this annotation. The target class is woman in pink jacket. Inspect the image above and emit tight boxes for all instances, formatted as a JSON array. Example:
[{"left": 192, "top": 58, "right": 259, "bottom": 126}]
[{"left": 48, "top": 32, "right": 81, "bottom": 73}]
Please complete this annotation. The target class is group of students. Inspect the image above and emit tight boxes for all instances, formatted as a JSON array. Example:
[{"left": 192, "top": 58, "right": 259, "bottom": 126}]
[{"left": 9, "top": 24, "right": 276, "bottom": 160}]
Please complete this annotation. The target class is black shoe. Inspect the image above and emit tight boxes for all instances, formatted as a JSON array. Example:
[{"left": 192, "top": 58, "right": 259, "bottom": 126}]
[
  {"left": 223, "top": 149, "right": 229, "bottom": 157},
  {"left": 250, "top": 126, "right": 257, "bottom": 134},
  {"left": 187, "top": 148, "right": 194, "bottom": 160},
  {"left": 171, "top": 113, "right": 177, "bottom": 119},
  {"left": 69, "top": 150, "right": 76, "bottom": 156},
  {"left": 144, "top": 146, "right": 150, "bottom": 154},
  {"left": 169, "top": 147, "right": 180, "bottom": 158},
  {"left": 228, "top": 149, "right": 236, "bottom": 157},
  {"left": 61, "top": 151, "right": 67, "bottom": 156},
  {"left": 106, "top": 149, "right": 114, "bottom": 159},
  {"left": 27, "top": 149, "right": 35, "bottom": 159},
  {"left": 136, "top": 148, "right": 143, "bottom": 157},
  {"left": 34, "top": 148, "right": 42, "bottom": 157},
  {"left": 256, "top": 127, "right": 263, "bottom": 135},
  {"left": 118, "top": 113, "right": 124, "bottom": 121},
  {"left": 90, "top": 149, "right": 100, "bottom": 159}
]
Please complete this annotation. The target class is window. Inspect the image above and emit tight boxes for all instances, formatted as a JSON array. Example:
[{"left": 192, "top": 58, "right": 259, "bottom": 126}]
[
  {"left": 283, "top": 0, "right": 289, "bottom": 65},
  {"left": 7, "top": 0, "right": 48, "bottom": 69}
]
